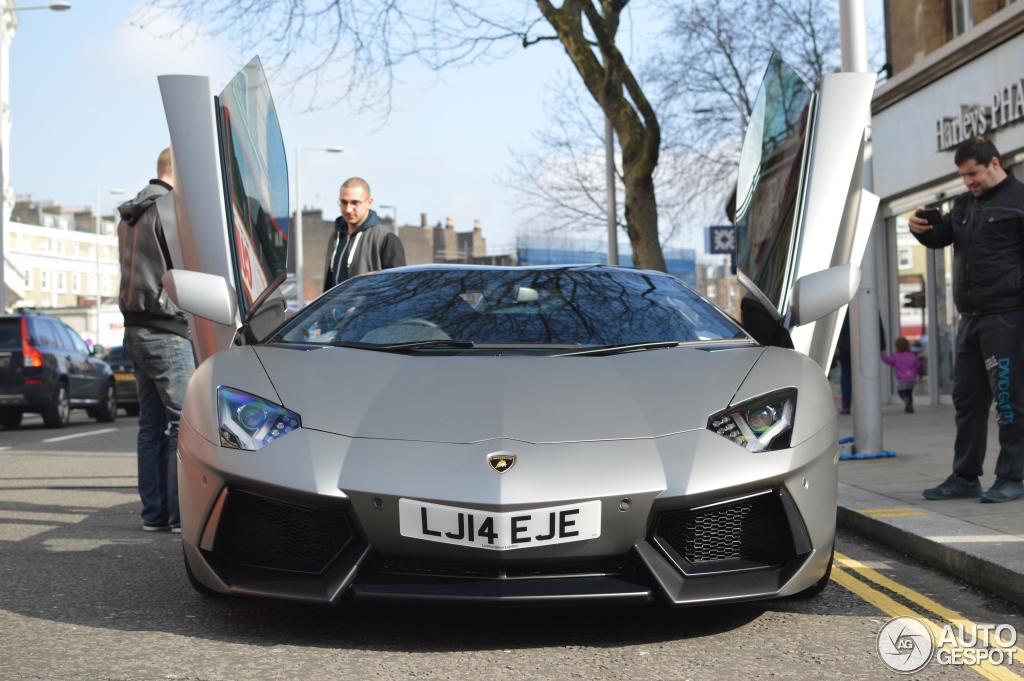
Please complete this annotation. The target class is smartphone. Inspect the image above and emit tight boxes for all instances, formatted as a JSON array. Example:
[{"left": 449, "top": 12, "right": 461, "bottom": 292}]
[{"left": 915, "top": 208, "right": 943, "bottom": 225}]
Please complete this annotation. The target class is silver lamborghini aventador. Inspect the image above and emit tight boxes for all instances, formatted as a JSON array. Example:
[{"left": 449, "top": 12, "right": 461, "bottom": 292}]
[{"left": 155, "top": 54, "right": 879, "bottom": 607}]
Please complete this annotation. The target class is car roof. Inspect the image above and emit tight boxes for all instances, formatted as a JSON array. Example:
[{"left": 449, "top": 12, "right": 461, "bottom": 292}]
[{"left": 362, "top": 263, "right": 678, "bottom": 277}]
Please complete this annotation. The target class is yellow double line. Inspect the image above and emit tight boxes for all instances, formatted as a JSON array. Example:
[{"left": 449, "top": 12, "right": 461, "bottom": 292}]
[
  {"left": 832, "top": 551, "right": 1024, "bottom": 680},
  {"left": 857, "top": 506, "right": 930, "bottom": 519}
]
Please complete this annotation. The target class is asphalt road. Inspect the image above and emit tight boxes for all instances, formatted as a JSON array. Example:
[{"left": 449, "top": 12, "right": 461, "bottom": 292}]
[{"left": 1, "top": 415, "right": 1023, "bottom": 680}]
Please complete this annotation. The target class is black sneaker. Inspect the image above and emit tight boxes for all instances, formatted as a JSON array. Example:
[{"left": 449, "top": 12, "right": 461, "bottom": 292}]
[
  {"left": 922, "top": 474, "right": 982, "bottom": 500},
  {"left": 142, "top": 521, "right": 171, "bottom": 532},
  {"left": 981, "top": 478, "right": 1024, "bottom": 503},
  {"left": 170, "top": 524, "right": 181, "bottom": 534}
]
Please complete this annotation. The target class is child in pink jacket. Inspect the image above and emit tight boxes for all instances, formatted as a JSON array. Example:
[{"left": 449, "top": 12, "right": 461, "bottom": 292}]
[{"left": 882, "top": 337, "right": 923, "bottom": 413}]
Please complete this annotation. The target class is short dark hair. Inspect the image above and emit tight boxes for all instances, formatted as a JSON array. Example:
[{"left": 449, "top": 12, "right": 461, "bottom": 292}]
[{"left": 954, "top": 136, "right": 1003, "bottom": 168}]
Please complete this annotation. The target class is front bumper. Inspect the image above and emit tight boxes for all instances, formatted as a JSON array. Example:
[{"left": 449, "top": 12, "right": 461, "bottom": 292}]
[{"left": 177, "top": 415, "right": 838, "bottom": 607}]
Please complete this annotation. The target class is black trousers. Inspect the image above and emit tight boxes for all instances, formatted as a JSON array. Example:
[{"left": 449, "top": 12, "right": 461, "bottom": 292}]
[{"left": 952, "top": 310, "right": 1024, "bottom": 482}]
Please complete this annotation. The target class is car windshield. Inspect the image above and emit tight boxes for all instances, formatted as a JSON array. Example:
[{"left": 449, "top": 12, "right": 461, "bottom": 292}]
[{"left": 273, "top": 268, "right": 747, "bottom": 348}]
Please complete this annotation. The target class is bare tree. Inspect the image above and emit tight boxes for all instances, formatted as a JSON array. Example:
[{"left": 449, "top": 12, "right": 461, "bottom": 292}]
[
  {"left": 505, "top": 0, "right": 848, "bottom": 253},
  {"left": 135, "top": 1, "right": 668, "bottom": 271},
  {"left": 650, "top": 0, "right": 844, "bottom": 214}
]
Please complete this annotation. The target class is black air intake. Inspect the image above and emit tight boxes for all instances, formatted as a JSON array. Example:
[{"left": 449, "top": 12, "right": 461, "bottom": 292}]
[
  {"left": 213, "top": 489, "right": 353, "bottom": 573},
  {"left": 652, "top": 488, "right": 798, "bottom": 575}
]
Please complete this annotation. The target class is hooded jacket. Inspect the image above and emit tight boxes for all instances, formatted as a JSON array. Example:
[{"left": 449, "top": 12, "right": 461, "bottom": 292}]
[
  {"left": 116, "top": 180, "right": 189, "bottom": 337},
  {"left": 913, "top": 172, "right": 1024, "bottom": 316},
  {"left": 323, "top": 209, "right": 406, "bottom": 290}
]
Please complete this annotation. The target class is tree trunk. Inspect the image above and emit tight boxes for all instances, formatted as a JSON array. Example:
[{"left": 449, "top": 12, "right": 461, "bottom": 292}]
[{"left": 622, "top": 163, "right": 665, "bottom": 272}]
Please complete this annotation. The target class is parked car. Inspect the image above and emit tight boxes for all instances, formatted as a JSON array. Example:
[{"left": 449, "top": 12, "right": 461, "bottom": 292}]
[
  {"left": 157, "top": 55, "right": 874, "bottom": 606},
  {"left": 0, "top": 312, "right": 117, "bottom": 428},
  {"left": 101, "top": 345, "right": 140, "bottom": 416}
]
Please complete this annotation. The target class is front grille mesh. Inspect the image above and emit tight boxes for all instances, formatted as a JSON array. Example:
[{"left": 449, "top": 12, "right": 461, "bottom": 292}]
[
  {"left": 654, "top": 491, "right": 793, "bottom": 565},
  {"left": 215, "top": 489, "right": 352, "bottom": 570}
]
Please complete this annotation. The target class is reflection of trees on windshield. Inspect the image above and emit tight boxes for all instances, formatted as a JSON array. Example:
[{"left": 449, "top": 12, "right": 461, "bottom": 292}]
[
  {"left": 735, "top": 55, "right": 813, "bottom": 307},
  {"left": 276, "top": 268, "right": 745, "bottom": 347}
]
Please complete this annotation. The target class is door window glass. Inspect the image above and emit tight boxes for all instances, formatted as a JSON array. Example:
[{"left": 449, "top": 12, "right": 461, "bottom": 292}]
[
  {"left": 217, "top": 56, "right": 289, "bottom": 315},
  {"left": 30, "top": 317, "right": 58, "bottom": 348},
  {"left": 734, "top": 54, "right": 814, "bottom": 311}
]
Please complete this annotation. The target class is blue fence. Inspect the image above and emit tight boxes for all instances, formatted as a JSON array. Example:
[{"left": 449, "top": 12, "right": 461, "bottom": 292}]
[{"left": 515, "top": 236, "right": 696, "bottom": 287}]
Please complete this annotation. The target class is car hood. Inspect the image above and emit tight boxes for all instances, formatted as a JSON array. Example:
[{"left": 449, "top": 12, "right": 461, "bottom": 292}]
[{"left": 251, "top": 344, "right": 765, "bottom": 444}]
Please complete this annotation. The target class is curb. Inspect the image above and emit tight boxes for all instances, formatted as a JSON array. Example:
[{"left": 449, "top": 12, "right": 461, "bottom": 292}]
[{"left": 836, "top": 483, "right": 1024, "bottom": 608}]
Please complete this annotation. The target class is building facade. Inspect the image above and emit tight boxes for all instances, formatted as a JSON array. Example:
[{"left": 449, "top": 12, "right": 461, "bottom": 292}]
[{"left": 872, "top": 0, "right": 1024, "bottom": 402}]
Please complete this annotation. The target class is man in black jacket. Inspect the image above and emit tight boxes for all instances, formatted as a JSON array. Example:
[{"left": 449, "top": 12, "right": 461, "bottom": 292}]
[
  {"left": 910, "top": 136, "right": 1024, "bottom": 503},
  {"left": 323, "top": 177, "right": 406, "bottom": 290},
  {"left": 118, "top": 148, "right": 196, "bottom": 531}
]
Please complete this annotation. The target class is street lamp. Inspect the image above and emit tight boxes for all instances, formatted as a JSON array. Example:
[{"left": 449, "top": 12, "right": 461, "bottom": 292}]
[
  {"left": 294, "top": 145, "right": 342, "bottom": 309},
  {"left": 95, "top": 187, "right": 123, "bottom": 346},
  {"left": 0, "top": 1, "right": 72, "bottom": 313},
  {"left": 378, "top": 205, "right": 397, "bottom": 230}
]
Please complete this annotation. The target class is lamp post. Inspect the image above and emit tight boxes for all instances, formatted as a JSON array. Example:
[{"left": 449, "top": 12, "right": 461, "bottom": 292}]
[
  {"left": 294, "top": 145, "right": 342, "bottom": 309},
  {"left": 95, "top": 187, "right": 123, "bottom": 345},
  {"left": 378, "top": 204, "right": 397, "bottom": 230},
  {"left": 0, "top": 1, "right": 71, "bottom": 313}
]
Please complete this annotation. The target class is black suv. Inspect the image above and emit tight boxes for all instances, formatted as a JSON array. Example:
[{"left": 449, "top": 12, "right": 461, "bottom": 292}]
[{"left": 0, "top": 312, "right": 117, "bottom": 428}]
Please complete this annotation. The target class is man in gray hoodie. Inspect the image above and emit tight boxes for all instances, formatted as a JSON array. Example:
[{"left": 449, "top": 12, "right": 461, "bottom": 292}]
[
  {"left": 117, "top": 148, "right": 195, "bottom": 532},
  {"left": 323, "top": 177, "right": 406, "bottom": 290}
]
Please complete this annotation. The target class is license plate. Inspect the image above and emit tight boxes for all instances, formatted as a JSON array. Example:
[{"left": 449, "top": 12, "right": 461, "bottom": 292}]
[
  {"left": 114, "top": 372, "right": 135, "bottom": 382},
  {"left": 399, "top": 498, "right": 601, "bottom": 551}
]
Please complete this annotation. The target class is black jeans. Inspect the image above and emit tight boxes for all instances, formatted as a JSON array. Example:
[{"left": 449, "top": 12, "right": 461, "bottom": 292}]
[{"left": 952, "top": 311, "right": 1024, "bottom": 482}]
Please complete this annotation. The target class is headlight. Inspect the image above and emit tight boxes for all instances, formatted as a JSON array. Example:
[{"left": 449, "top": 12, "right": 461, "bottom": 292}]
[
  {"left": 217, "top": 387, "right": 301, "bottom": 451},
  {"left": 707, "top": 389, "right": 796, "bottom": 452}
]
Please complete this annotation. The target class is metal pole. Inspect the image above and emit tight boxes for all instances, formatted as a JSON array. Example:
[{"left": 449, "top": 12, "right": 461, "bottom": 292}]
[
  {"left": 723, "top": 254, "right": 732, "bottom": 316},
  {"left": 295, "top": 146, "right": 304, "bottom": 309},
  {"left": 0, "top": 8, "right": 9, "bottom": 313},
  {"left": 95, "top": 188, "right": 101, "bottom": 341},
  {"left": 605, "top": 116, "right": 618, "bottom": 266},
  {"left": 841, "top": 0, "right": 884, "bottom": 454}
]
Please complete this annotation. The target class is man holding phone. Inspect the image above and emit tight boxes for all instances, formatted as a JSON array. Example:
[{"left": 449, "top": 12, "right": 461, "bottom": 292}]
[{"left": 909, "top": 136, "right": 1024, "bottom": 503}]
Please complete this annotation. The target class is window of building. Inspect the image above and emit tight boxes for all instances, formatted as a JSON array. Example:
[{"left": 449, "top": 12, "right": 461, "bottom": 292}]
[
  {"left": 71, "top": 272, "right": 81, "bottom": 293},
  {"left": 101, "top": 276, "right": 111, "bottom": 296},
  {"left": 898, "top": 247, "right": 913, "bottom": 270},
  {"left": 56, "top": 241, "right": 64, "bottom": 255},
  {"left": 23, "top": 268, "right": 31, "bottom": 289},
  {"left": 40, "top": 270, "right": 50, "bottom": 291},
  {"left": 953, "top": 0, "right": 973, "bottom": 36},
  {"left": 89, "top": 274, "right": 96, "bottom": 294},
  {"left": 40, "top": 239, "right": 49, "bottom": 253},
  {"left": 72, "top": 243, "right": 79, "bottom": 257},
  {"left": 707, "top": 284, "right": 718, "bottom": 298},
  {"left": 56, "top": 271, "right": 66, "bottom": 292}
]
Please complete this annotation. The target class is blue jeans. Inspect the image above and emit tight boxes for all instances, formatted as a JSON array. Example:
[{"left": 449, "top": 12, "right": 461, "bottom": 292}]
[{"left": 124, "top": 327, "right": 195, "bottom": 526}]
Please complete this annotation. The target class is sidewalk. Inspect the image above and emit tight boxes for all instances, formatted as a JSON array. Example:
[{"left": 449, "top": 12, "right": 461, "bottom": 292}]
[{"left": 836, "top": 402, "right": 1024, "bottom": 606}]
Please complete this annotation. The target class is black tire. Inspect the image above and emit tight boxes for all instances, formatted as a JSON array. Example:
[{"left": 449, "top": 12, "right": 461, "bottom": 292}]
[
  {"left": 94, "top": 381, "right": 117, "bottom": 423},
  {"left": 183, "top": 546, "right": 224, "bottom": 598},
  {"left": 124, "top": 404, "right": 140, "bottom": 417},
  {"left": 41, "top": 382, "right": 71, "bottom": 428},
  {"left": 0, "top": 410, "right": 22, "bottom": 429},
  {"left": 792, "top": 547, "right": 834, "bottom": 599}
]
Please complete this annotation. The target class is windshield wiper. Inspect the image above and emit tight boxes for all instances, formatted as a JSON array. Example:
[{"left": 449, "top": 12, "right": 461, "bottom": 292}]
[
  {"left": 326, "top": 339, "right": 476, "bottom": 353},
  {"left": 555, "top": 341, "right": 682, "bottom": 357}
]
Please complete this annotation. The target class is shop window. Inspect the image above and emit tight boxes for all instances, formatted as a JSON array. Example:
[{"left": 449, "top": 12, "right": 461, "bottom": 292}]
[
  {"left": 898, "top": 248, "right": 913, "bottom": 269},
  {"left": 953, "top": 0, "right": 973, "bottom": 36}
]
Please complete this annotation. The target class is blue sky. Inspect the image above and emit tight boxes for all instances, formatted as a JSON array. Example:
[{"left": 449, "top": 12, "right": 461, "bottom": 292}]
[{"left": 8, "top": 1, "right": 883, "bottom": 254}]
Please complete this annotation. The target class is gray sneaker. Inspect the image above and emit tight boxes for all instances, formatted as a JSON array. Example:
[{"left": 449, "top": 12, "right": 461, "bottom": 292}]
[
  {"left": 981, "top": 478, "right": 1024, "bottom": 503},
  {"left": 922, "top": 474, "right": 982, "bottom": 500}
]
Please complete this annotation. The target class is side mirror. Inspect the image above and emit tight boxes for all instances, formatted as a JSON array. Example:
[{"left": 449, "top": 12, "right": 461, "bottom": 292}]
[
  {"left": 91, "top": 344, "right": 105, "bottom": 357},
  {"left": 162, "top": 270, "right": 238, "bottom": 326},
  {"left": 790, "top": 263, "right": 861, "bottom": 326}
]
